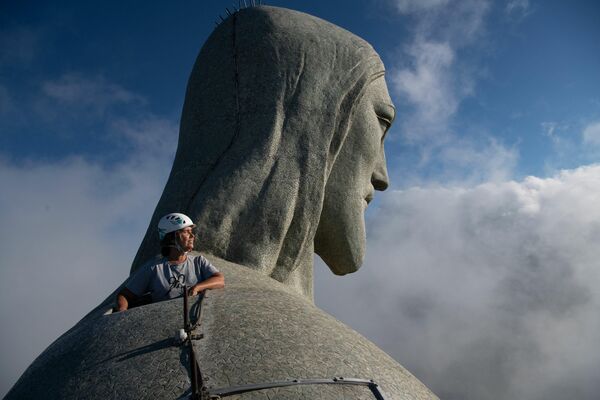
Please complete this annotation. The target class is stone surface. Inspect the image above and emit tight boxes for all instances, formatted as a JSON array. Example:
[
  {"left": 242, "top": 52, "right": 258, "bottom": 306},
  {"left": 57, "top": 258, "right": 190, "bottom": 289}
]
[
  {"left": 7, "top": 295, "right": 192, "bottom": 399},
  {"left": 7, "top": 254, "right": 438, "bottom": 399},
  {"left": 132, "top": 5, "right": 394, "bottom": 300},
  {"left": 196, "top": 256, "right": 437, "bottom": 400}
]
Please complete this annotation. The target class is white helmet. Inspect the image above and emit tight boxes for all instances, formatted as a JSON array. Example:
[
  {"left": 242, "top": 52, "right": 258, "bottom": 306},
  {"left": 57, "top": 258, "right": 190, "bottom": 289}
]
[{"left": 158, "top": 213, "right": 195, "bottom": 241}]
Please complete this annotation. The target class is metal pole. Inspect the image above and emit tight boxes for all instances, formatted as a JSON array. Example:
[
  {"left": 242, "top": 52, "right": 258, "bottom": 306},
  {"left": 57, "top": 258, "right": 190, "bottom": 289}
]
[
  {"left": 190, "top": 342, "right": 199, "bottom": 399},
  {"left": 183, "top": 285, "right": 200, "bottom": 399},
  {"left": 183, "top": 284, "right": 189, "bottom": 331}
]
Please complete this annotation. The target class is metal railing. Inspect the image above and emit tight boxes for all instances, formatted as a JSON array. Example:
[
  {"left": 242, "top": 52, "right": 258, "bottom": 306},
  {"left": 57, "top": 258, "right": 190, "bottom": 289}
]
[
  {"left": 181, "top": 286, "right": 387, "bottom": 400},
  {"left": 207, "top": 377, "right": 387, "bottom": 399}
]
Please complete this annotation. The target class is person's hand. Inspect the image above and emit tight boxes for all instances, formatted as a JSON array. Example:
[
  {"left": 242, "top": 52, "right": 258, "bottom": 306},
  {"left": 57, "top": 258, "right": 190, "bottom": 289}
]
[{"left": 190, "top": 285, "right": 204, "bottom": 296}]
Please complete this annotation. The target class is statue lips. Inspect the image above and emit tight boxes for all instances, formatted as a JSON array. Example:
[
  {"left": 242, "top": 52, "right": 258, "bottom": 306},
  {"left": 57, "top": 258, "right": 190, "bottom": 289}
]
[{"left": 365, "top": 189, "right": 375, "bottom": 205}]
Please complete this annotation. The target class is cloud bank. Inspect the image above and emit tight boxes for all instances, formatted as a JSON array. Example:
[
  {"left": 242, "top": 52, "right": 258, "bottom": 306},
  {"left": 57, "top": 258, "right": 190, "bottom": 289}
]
[
  {"left": 0, "top": 75, "right": 178, "bottom": 395},
  {"left": 41, "top": 74, "right": 146, "bottom": 116},
  {"left": 316, "top": 164, "right": 600, "bottom": 400}
]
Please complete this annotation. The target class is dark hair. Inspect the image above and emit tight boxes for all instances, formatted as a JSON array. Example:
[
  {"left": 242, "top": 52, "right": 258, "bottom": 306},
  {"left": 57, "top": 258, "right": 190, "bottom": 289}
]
[{"left": 160, "top": 231, "right": 177, "bottom": 257}]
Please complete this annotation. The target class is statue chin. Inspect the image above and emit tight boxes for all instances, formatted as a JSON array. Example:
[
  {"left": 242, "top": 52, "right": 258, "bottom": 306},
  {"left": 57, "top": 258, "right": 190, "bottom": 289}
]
[
  {"left": 314, "top": 232, "right": 365, "bottom": 276},
  {"left": 317, "top": 251, "right": 363, "bottom": 276},
  {"left": 314, "top": 206, "right": 367, "bottom": 276}
]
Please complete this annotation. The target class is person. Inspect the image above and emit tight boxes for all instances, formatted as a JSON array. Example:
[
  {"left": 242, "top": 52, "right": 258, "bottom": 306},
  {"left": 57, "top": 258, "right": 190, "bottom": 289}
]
[{"left": 116, "top": 212, "right": 224, "bottom": 311}]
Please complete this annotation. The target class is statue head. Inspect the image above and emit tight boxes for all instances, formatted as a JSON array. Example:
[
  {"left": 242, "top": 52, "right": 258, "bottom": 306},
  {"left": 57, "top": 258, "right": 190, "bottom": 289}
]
[{"left": 132, "top": 6, "right": 394, "bottom": 299}]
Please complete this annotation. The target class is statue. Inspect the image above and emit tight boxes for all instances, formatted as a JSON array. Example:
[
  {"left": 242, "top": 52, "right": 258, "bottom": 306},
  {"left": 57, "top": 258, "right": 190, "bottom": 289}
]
[
  {"left": 7, "top": 6, "right": 438, "bottom": 399},
  {"left": 132, "top": 5, "right": 394, "bottom": 300}
]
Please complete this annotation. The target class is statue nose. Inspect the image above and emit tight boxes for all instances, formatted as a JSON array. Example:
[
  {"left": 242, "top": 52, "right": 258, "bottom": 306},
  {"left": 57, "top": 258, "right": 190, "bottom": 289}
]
[
  {"left": 372, "top": 171, "right": 389, "bottom": 191},
  {"left": 371, "top": 151, "right": 389, "bottom": 191}
]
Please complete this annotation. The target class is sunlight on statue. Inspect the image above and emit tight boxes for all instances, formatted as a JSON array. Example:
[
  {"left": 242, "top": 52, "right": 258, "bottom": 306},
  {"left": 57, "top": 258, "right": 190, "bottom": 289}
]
[{"left": 133, "top": 6, "right": 395, "bottom": 300}]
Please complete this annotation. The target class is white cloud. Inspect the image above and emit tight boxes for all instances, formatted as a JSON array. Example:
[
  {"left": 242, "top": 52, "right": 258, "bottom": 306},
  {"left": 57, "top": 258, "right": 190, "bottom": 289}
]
[
  {"left": 437, "top": 137, "right": 518, "bottom": 182},
  {"left": 389, "top": 0, "right": 490, "bottom": 141},
  {"left": 393, "top": 0, "right": 449, "bottom": 14},
  {"left": 110, "top": 116, "right": 179, "bottom": 153},
  {"left": 316, "top": 164, "right": 600, "bottom": 400},
  {"left": 392, "top": 40, "right": 457, "bottom": 137},
  {"left": 40, "top": 74, "right": 145, "bottom": 118},
  {"left": 407, "top": 0, "right": 490, "bottom": 49},
  {"left": 390, "top": 134, "right": 519, "bottom": 188},
  {"left": 0, "top": 69, "right": 178, "bottom": 395},
  {"left": 537, "top": 121, "right": 599, "bottom": 174},
  {"left": 505, "top": 0, "right": 531, "bottom": 19},
  {"left": 0, "top": 113, "right": 177, "bottom": 396},
  {"left": 386, "top": 0, "right": 507, "bottom": 184},
  {"left": 541, "top": 121, "right": 558, "bottom": 140},
  {"left": 582, "top": 121, "right": 600, "bottom": 146}
]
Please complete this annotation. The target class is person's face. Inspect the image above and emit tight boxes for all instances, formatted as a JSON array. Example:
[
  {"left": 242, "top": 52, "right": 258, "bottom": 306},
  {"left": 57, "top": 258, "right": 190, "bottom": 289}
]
[
  {"left": 315, "top": 76, "right": 394, "bottom": 275},
  {"left": 176, "top": 226, "right": 196, "bottom": 252}
]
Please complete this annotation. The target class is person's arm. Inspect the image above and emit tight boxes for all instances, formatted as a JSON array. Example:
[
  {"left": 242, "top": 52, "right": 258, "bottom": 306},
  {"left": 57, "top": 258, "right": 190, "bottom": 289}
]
[
  {"left": 190, "top": 272, "right": 225, "bottom": 296},
  {"left": 115, "top": 265, "right": 152, "bottom": 312},
  {"left": 116, "top": 287, "right": 139, "bottom": 312}
]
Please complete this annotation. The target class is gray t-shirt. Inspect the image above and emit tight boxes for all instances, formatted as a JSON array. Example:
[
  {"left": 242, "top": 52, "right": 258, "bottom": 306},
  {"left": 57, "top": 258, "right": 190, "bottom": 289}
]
[{"left": 126, "top": 255, "right": 219, "bottom": 303}]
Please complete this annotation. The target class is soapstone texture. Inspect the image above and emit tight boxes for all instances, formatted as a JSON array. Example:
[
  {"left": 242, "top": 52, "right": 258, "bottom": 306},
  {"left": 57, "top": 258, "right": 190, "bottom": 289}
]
[
  {"left": 7, "top": 255, "right": 438, "bottom": 399},
  {"left": 132, "top": 5, "right": 391, "bottom": 300},
  {"left": 196, "top": 256, "right": 437, "bottom": 400},
  {"left": 6, "top": 295, "right": 192, "bottom": 399}
]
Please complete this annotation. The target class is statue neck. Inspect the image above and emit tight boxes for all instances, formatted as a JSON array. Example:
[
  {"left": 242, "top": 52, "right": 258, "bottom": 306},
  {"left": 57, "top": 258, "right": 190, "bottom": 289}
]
[
  {"left": 271, "top": 244, "right": 315, "bottom": 301},
  {"left": 206, "top": 242, "right": 316, "bottom": 301}
]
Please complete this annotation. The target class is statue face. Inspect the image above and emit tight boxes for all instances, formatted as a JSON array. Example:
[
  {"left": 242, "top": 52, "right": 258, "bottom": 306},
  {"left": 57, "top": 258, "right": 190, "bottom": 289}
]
[{"left": 315, "top": 76, "right": 394, "bottom": 275}]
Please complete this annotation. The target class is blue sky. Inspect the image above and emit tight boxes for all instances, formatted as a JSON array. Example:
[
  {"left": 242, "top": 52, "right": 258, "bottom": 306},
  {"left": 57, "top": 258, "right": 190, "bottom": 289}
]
[
  {"left": 2, "top": 1, "right": 600, "bottom": 177},
  {"left": 2, "top": 1, "right": 600, "bottom": 399}
]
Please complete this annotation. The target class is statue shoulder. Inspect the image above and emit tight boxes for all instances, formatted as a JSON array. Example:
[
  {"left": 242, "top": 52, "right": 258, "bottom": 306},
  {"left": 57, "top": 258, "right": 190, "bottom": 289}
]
[{"left": 195, "top": 260, "right": 437, "bottom": 399}]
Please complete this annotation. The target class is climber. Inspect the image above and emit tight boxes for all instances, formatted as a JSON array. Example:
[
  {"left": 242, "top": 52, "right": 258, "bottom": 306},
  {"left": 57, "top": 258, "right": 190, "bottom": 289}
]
[{"left": 116, "top": 213, "right": 224, "bottom": 311}]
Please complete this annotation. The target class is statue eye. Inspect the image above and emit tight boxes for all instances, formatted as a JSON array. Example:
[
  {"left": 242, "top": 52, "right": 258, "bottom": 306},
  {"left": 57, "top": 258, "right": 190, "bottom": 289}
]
[
  {"left": 377, "top": 116, "right": 392, "bottom": 132},
  {"left": 374, "top": 104, "right": 395, "bottom": 135}
]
